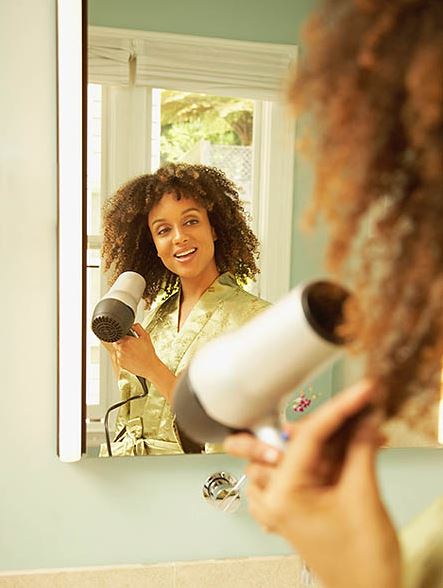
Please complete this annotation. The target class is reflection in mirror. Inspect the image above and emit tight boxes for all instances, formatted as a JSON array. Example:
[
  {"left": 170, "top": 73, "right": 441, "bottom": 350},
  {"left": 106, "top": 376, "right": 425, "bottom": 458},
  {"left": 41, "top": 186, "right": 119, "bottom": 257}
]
[{"left": 84, "top": 25, "right": 297, "bottom": 457}]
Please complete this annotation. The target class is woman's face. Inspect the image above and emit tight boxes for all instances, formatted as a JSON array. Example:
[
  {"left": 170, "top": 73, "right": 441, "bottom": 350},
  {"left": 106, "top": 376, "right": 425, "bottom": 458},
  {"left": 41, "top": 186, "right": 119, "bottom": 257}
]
[{"left": 148, "top": 192, "right": 218, "bottom": 283}]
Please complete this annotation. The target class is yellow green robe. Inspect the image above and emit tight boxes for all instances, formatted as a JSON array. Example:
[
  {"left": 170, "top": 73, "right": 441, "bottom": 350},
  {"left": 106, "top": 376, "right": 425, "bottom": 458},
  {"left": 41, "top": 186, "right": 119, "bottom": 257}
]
[
  {"left": 400, "top": 493, "right": 443, "bottom": 588},
  {"left": 101, "top": 272, "right": 270, "bottom": 456}
]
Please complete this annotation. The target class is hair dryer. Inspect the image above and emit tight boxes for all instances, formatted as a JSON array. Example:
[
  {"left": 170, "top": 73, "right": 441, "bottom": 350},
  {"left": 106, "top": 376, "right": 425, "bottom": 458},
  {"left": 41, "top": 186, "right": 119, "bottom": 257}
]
[
  {"left": 90, "top": 270, "right": 148, "bottom": 456},
  {"left": 173, "top": 280, "right": 351, "bottom": 447},
  {"left": 91, "top": 271, "right": 146, "bottom": 342}
]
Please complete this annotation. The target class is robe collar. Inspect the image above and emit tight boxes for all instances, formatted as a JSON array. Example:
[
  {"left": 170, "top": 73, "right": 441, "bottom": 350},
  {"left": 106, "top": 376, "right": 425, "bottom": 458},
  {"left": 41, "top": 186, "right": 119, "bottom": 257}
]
[{"left": 147, "top": 272, "right": 238, "bottom": 339}]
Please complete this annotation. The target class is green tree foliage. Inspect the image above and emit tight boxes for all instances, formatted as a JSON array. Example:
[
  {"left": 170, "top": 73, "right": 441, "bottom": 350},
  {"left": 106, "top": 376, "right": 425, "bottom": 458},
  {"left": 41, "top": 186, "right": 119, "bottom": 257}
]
[{"left": 160, "top": 90, "right": 253, "bottom": 164}]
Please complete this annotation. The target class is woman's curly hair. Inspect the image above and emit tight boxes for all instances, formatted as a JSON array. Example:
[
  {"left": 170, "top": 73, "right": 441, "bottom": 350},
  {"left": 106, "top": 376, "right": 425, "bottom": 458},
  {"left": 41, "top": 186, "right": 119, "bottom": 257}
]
[
  {"left": 102, "top": 163, "right": 260, "bottom": 306},
  {"left": 290, "top": 0, "right": 443, "bottom": 421}
]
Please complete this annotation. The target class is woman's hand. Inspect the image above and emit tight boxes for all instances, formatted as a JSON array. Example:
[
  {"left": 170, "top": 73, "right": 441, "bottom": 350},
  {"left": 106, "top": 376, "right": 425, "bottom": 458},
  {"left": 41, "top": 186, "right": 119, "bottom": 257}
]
[
  {"left": 107, "top": 323, "right": 177, "bottom": 403},
  {"left": 224, "top": 381, "right": 401, "bottom": 588},
  {"left": 112, "top": 323, "right": 158, "bottom": 380}
]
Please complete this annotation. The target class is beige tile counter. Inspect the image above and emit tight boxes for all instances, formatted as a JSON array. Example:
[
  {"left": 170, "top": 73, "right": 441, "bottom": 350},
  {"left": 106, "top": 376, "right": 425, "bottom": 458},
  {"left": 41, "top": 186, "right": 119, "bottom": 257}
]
[{"left": 0, "top": 556, "right": 321, "bottom": 587}]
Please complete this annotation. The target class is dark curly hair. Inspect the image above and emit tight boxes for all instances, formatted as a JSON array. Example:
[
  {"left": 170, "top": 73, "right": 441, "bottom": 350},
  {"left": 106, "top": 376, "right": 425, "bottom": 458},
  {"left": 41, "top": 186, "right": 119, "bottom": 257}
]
[
  {"left": 102, "top": 163, "right": 260, "bottom": 305},
  {"left": 290, "top": 0, "right": 443, "bottom": 422}
]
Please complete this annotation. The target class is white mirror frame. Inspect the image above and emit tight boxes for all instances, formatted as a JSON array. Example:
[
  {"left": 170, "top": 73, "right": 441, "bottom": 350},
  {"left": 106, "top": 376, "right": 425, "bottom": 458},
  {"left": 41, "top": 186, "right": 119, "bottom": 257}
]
[
  {"left": 57, "top": 0, "right": 85, "bottom": 462},
  {"left": 56, "top": 1, "right": 298, "bottom": 462}
]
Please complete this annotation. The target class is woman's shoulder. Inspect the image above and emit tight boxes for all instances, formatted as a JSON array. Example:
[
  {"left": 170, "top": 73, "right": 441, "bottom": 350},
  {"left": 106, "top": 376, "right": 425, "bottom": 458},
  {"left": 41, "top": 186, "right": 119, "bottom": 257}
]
[
  {"left": 219, "top": 274, "right": 270, "bottom": 320},
  {"left": 232, "top": 287, "right": 270, "bottom": 312},
  {"left": 142, "top": 290, "right": 179, "bottom": 328}
]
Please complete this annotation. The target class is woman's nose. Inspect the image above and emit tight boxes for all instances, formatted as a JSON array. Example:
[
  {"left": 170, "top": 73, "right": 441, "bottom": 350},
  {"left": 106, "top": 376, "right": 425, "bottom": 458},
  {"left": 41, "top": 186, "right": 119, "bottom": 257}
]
[{"left": 172, "top": 225, "right": 189, "bottom": 244}]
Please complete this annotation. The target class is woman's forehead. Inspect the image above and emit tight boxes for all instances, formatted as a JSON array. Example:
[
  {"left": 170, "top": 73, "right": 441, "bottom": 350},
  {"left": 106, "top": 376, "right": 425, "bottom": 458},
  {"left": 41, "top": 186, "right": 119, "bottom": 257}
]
[{"left": 148, "top": 192, "right": 206, "bottom": 222}]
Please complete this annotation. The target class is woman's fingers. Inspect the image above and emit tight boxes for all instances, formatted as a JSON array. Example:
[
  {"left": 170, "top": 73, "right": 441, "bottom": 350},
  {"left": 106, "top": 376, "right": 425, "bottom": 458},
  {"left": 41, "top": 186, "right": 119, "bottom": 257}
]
[
  {"left": 224, "top": 433, "right": 283, "bottom": 465},
  {"left": 225, "top": 382, "right": 380, "bottom": 497},
  {"left": 246, "top": 463, "right": 275, "bottom": 490},
  {"left": 266, "top": 381, "right": 380, "bottom": 490},
  {"left": 246, "top": 482, "right": 279, "bottom": 534},
  {"left": 131, "top": 323, "right": 146, "bottom": 338},
  {"left": 306, "top": 380, "right": 377, "bottom": 444},
  {"left": 282, "top": 380, "right": 378, "bottom": 471}
]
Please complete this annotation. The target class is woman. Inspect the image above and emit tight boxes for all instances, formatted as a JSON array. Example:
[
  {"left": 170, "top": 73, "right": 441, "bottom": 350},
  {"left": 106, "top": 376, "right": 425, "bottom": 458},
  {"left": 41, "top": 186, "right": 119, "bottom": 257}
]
[
  {"left": 224, "top": 0, "right": 443, "bottom": 587},
  {"left": 100, "top": 163, "right": 269, "bottom": 456}
]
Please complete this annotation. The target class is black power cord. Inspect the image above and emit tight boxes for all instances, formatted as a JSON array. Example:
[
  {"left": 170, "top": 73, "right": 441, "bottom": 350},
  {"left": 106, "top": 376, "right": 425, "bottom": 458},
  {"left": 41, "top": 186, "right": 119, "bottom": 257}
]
[{"left": 104, "top": 375, "right": 149, "bottom": 457}]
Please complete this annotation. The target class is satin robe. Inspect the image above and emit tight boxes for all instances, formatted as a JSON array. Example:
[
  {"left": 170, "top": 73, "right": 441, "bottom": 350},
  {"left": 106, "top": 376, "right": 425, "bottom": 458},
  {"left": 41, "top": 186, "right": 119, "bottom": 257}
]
[
  {"left": 401, "top": 494, "right": 443, "bottom": 588},
  {"left": 101, "top": 273, "right": 270, "bottom": 456}
]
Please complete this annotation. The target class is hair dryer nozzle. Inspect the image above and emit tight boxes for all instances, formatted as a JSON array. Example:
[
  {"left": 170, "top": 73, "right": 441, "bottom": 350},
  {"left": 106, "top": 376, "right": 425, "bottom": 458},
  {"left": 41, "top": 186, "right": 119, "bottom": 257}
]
[
  {"left": 174, "top": 368, "right": 242, "bottom": 444},
  {"left": 302, "top": 280, "right": 350, "bottom": 344}
]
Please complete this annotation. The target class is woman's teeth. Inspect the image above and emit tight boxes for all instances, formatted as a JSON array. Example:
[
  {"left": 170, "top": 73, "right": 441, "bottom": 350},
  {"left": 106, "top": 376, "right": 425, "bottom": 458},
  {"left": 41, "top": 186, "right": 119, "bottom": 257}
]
[{"left": 175, "top": 248, "right": 197, "bottom": 259}]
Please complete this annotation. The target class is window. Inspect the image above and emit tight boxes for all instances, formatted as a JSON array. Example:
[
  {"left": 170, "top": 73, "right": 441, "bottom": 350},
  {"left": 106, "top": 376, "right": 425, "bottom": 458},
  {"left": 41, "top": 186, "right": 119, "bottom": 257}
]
[{"left": 86, "top": 28, "right": 297, "bottom": 442}]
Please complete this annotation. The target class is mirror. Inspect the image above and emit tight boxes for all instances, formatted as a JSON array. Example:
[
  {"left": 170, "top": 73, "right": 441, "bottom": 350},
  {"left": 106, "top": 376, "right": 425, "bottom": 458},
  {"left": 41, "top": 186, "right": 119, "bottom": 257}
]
[
  {"left": 57, "top": 0, "right": 298, "bottom": 460},
  {"left": 57, "top": 0, "right": 441, "bottom": 462},
  {"left": 85, "top": 27, "right": 298, "bottom": 457}
]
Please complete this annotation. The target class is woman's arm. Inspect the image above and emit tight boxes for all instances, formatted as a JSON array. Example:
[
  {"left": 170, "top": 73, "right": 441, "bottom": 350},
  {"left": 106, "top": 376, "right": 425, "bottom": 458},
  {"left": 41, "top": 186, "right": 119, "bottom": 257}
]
[
  {"left": 111, "top": 323, "right": 177, "bottom": 403},
  {"left": 101, "top": 341, "right": 121, "bottom": 378},
  {"left": 224, "top": 381, "right": 402, "bottom": 588}
]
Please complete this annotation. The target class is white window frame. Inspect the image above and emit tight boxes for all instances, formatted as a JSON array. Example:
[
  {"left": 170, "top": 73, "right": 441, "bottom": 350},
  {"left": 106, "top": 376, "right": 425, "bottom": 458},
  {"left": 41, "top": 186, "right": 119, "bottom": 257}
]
[{"left": 89, "top": 26, "right": 298, "bottom": 302}]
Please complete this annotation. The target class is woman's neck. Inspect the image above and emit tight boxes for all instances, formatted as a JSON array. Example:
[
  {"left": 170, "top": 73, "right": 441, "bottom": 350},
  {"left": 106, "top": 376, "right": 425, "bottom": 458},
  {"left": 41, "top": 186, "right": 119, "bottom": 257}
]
[
  {"left": 177, "top": 268, "right": 220, "bottom": 332},
  {"left": 179, "top": 268, "right": 220, "bottom": 305}
]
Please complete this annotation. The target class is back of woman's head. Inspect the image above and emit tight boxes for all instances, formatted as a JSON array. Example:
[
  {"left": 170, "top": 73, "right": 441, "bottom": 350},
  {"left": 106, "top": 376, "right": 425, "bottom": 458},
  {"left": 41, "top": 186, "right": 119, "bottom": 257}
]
[
  {"left": 290, "top": 0, "right": 443, "bottom": 420},
  {"left": 101, "top": 163, "right": 260, "bottom": 305}
]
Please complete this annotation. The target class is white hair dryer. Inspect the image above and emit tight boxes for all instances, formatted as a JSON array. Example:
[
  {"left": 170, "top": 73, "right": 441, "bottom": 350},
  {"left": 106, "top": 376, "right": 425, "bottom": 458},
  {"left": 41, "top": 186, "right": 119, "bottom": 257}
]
[
  {"left": 91, "top": 271, "right": 146, "bottom": 342},
  {"left": 173, "top": 280, "right": 351, "bottom": 447},
  {"left": 90, "top": 270, "right": 148, "bottom": 457}
]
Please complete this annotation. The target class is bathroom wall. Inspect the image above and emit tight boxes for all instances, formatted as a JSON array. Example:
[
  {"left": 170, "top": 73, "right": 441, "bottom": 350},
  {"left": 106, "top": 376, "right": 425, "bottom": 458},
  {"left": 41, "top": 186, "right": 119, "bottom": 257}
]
[
  {"left": 88, "top": 0, "right": 313, "bottom": 43},
  {"left": 2, "top": 0, "right": 443, "bottom": 573}
]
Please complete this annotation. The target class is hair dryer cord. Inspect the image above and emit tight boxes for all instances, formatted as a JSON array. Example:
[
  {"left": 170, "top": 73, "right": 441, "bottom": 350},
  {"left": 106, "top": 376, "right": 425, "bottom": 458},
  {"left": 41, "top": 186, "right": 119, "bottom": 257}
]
[{"left": 104, "top": 375, "right": 149, "bottom": 457}]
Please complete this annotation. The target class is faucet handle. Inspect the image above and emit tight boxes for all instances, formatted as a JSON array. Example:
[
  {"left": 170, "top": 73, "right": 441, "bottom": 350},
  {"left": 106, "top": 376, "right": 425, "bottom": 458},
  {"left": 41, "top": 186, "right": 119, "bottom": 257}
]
[{"left": 202, "top": 471, "right": 242, "bottom": 513}]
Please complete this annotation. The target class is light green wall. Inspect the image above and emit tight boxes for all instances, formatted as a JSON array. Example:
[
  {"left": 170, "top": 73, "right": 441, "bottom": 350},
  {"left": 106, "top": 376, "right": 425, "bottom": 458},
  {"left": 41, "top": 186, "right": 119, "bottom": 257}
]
[
  {"left": 88, "top": 0, "right": 313, "bottom": 44},
  {"left": 2, "top": 0, "right": 443, "bottom": 573}
]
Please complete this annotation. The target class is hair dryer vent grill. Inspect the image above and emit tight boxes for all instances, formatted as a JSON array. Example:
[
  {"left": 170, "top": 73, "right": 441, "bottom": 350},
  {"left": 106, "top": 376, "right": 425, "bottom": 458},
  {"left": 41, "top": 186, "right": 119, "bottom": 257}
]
[{"left": 91, "top": 315, "right": 124, "bottom": 343}]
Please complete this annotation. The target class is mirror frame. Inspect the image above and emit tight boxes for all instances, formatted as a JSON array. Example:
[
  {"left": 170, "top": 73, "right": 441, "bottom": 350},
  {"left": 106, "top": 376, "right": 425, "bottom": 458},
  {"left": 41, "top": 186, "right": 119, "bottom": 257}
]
[
  {"left": 56, "top": 0, "right": 298, "bottom": 461},
  {"left": 57, "top": 0, "right": 87, "bottom": 462}
]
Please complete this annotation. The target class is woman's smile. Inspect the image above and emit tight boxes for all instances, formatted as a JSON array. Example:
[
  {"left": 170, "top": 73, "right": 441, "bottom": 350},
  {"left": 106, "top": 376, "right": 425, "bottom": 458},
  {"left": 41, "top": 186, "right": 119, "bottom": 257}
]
[
  {"left": 148, "top": 192, "right": 219, "bottom": 286},
  {"left": 174, "top": 246, "right": 198, "bottom": 262}
]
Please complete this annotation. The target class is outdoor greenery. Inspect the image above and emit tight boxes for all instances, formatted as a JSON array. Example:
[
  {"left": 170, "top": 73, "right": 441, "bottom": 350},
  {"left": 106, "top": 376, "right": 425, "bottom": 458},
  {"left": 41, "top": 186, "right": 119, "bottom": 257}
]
[{"left": 160, "top": 90, "right": 254, "bottom": 164}]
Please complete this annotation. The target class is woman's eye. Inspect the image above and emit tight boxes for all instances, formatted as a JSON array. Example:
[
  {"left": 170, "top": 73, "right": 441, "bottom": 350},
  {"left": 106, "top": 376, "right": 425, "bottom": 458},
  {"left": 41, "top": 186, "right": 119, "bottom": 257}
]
[
  {"left": 157, "top": 227, "right": 170, "bottom": 236},
  {"left": 185, "top": 218, "right": 198, "bottom": 226}
]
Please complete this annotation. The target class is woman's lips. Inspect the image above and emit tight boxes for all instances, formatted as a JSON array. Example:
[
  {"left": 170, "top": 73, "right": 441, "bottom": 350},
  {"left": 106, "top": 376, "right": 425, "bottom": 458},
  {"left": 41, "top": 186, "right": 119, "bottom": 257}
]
[{"left": 174, "top": 247, "right": 197, "bottom": 262}]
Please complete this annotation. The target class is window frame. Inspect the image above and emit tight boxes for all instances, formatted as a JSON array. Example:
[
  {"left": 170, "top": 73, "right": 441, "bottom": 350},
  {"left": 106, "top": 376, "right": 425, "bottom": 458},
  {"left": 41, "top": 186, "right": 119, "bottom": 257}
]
[{"left": 89, "top": 26, "right": 298, "bottom": 301}]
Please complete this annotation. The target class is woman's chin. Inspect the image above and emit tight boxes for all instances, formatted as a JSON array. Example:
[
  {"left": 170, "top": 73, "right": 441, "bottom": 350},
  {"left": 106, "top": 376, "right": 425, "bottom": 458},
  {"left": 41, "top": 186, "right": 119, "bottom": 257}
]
[
  {"left": 173, "top": 264, "right": 200, "bottom": 280},
  {"left": 174, "top": 265, "right": 217, "bottom": 284}
]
